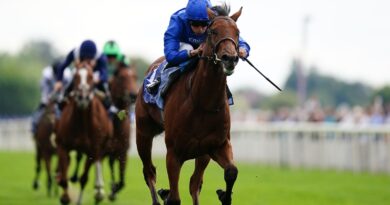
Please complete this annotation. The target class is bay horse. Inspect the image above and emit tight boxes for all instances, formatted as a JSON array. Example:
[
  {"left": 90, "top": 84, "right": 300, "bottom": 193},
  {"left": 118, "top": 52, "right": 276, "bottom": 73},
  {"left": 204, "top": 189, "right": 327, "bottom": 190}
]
[
  {"left": 135, "top": 7, "right": 243, "bottom": 205},
  {"left": 106, "top": 63, "right": 138, "bottom": 200},
  {"left": 32, "top": 98, "right": 57, "bottom": 197},
  {"left": 55, "top": 62, "right": 113, "bottom": 205}
]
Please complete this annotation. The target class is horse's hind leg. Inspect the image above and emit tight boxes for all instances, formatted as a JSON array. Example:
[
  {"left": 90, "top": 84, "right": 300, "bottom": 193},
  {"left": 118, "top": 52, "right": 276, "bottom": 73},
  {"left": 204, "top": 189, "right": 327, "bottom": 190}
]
[
  {"left": 137, "top": 132, "right": 160, "bottom": 205},
  {"left": 190, "top": 155, "right": 210, "bottom": 205},
  {"left": 43, "top": 155, "right": 53, "bottom": 197},
  {"left": 33, "top": 146, "right": 41, "bottom": 190},
  {"left": 211, "top": 140, "right": 238, "bottom": 205},
  {"left": 158, "top": 149, "right": 183, "bottom": 205}
]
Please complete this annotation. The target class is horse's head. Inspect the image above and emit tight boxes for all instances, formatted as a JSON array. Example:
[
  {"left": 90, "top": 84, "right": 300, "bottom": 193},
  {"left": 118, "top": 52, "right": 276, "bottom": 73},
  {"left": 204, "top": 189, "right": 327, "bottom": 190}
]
[
  {"left": 204, "top": 6, "right": 242, "bottom": 76},
  {"left": 72, "top": 62, "right": 94, "bottom": 109},
  {"left": 110, "top": 66, "right": 137, "bottom": 108}
]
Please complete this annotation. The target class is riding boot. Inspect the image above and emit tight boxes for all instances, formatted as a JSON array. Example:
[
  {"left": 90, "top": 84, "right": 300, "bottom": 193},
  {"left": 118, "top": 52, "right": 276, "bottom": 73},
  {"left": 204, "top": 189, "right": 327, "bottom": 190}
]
[
  {"left": 146, "top": 76, "right": 161, "bottom": 94},
  {"left": 31, "top": 103, "right": 46, "bottom": 134},
  {"left": 57, "top": 81, "right": 73, "bottom": 111},
  {"left": 160, "top": 69, "right": 181, "bottom": 98},
  {"left": 129, "top": 92, "right": 137, "bottom": 104},
  {"left": 226, "top": 85, "right": 234, "bottom": 105},
  {"left": 96, "top": 82, "right": 113, "bottom": 110}
]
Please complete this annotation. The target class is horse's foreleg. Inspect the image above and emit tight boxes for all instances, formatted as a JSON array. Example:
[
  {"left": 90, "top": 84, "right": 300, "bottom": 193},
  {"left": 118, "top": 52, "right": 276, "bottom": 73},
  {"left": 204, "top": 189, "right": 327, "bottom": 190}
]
[
  {"left": 190, "top": 155, "right": 211, "bottom": 205},
  {"left": 137, "top": 132, "right": 160, "bottom": 205},
  {"left": 108, "top": 155, "right": 116, "bottom": 190},
  {"left": 109, "top": 153, "right": 127, "bottom": 201},
  {"left": 33, "top": 146, "right": 41, "bottom": 190},
  {"left": 211, "top": 140, "right": 238, "bottom": 205},
  {"left": 159, "top": 150, "right": 183, "bottom": 205},
  {"left": 94, "top": 160, "right": 105, "bottom": 204},
  {"left": 108, "top": 154, "right": 116, "bottom": 201},
  {"left": 57, "top": 146, "right": 70, "bottom": 205},
  {"left": 70, "top": 151, "right": 83, "bottom": 183},
  {"left": 77, "top": 156, "right": 93, "bottom": 205}
]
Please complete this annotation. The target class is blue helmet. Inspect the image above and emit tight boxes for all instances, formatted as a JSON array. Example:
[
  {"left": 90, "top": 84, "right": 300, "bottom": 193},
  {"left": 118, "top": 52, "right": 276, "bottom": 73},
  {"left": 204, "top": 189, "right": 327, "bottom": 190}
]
[
  {"left": 186, "top": 0, "right": 210, "bottom": 22},
  {"left": 79, "top": 40, "right": 97, "bottom": 60}
]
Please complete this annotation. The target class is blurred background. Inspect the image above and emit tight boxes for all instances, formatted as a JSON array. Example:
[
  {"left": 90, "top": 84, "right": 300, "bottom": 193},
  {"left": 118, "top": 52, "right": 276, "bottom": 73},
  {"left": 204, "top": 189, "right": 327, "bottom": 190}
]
[{"left": 0, "top": 0, "right": 390, "bottom": 205}]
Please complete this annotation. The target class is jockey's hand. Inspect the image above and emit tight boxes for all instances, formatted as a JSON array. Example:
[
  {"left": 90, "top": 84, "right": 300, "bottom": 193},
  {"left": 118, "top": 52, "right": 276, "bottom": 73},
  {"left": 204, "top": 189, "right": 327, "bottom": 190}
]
[
  {"left": 189, "top": 45, "right": 204, "bottom": 57},
  {"left": 238, "top": 47, "right": 247, "bottom": 58},
  {"left": 54, "top": 81, "right": 63, "bottom": 92}
]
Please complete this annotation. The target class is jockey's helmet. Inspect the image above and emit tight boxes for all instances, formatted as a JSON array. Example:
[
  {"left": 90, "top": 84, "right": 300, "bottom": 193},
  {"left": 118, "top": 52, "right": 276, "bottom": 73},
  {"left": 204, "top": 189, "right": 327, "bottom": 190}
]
[
  {"left": 103, "top": 40, "right": 122, "bottom": 60},
  {"left": 79, "top": 40, "right": 97, "bottom": 60},
  {"left": 186, "top": 0, "right": 209, "bottom": 23}
]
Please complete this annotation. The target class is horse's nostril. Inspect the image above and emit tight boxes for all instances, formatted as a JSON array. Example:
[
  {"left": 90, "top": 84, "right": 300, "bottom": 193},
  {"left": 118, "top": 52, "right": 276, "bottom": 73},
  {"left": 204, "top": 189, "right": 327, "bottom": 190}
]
[
  {"left": 221, "top": 55, "right": 229, "bottom": 61},
  {"left": 222, "top": 55, "right": 239, "bottom": 63}
]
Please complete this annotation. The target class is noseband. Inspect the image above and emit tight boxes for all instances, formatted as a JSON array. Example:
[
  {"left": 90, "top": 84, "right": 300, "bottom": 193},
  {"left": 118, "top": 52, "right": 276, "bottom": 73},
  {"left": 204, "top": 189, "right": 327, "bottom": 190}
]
[{"left": 200, "top": 16, "right": 239, "bottom": 64}]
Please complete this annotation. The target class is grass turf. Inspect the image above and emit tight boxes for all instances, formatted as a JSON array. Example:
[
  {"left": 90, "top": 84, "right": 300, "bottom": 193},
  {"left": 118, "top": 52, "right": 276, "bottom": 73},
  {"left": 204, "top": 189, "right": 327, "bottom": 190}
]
[{"left": 0, "top": 151, "right": 389, "bottom": 205}]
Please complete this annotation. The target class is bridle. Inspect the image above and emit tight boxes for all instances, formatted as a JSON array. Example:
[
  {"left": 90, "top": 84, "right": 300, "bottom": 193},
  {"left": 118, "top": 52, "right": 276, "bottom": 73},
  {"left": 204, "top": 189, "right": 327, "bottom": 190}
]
[
  {"left": 199, "top": 16, "right": 239, "bottom": 65},
  {"left": 70, "top": 67, "right": 94, "bottom": 108}
]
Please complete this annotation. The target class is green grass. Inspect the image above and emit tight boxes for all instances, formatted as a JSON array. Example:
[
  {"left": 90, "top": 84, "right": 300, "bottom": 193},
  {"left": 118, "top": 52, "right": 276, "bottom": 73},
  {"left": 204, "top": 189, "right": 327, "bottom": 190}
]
[{"left": 0, "top": 151, "right": 389, "bottom": 205}]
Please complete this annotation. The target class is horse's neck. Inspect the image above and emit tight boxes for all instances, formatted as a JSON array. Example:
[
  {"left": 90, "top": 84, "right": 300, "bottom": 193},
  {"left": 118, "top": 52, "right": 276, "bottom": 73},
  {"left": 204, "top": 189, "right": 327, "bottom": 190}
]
[{"left": 191, "top": 53, "right": 227, "bottom": 111}]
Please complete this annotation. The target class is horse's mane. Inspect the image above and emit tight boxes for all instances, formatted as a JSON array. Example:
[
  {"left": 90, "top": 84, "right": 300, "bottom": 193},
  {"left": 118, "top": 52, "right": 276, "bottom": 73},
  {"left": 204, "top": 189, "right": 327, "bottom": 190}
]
[{"left": 211, "top": 1, "right": 231, "bottom": 16}]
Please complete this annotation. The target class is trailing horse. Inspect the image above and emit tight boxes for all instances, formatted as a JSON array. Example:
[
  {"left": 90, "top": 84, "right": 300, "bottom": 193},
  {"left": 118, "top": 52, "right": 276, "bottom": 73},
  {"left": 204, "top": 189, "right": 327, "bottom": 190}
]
[
  {"left": 55, "top": 62, "right": 112, "bottom": 205},
  {"left": 136, "top": 7, "right": 243, "bottom": 205},
  {"left": 32, "top": 98, "right": 57, "bottom": 197},
  {"left": 106, "top": 64, "right": 138, "bottom": 200}
]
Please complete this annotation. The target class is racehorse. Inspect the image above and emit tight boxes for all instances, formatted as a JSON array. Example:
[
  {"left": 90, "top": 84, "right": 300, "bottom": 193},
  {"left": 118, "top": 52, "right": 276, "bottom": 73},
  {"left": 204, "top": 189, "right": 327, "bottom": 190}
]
[
  {"left": 67, "top": 63, "right": 138, "bottom": 199},
  {"left": 32, "top": 99, "right": 57, "bottom": 197},
  {"left": 55, "top": 62, "right": 113, "bottom": 205},
  {"left": 135, "top": 7, "right": 243, "bottom": 205},
  {"left": 106, "top": 63, "right": 138, "bottom": 200}
]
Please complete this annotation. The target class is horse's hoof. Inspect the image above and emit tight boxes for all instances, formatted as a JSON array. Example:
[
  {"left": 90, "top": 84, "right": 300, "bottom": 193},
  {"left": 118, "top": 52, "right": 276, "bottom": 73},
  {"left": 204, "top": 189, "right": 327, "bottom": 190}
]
[
  {"left": 111, "top": 183, "right": 119, "bottom": 193},
  {"left": 157, "top": 189, "right": 170, "bottom": 201},
  {"left": 94, "top": 192, "right": 105, "bottom": 204},
  {"left": 216, "top": 189, "right": 232, "bottom": 205},
  {"left": 70, "top": 175, "right": 78, "bottom": 183},
  {"left": 108, "top": 193, "right": 116, "bottom": 201},
  {"left": 216, "top": 189, "right": 226, "bottom": 202},
  {"left": 60, "top": 195, "right": 70, "bottom": 205},
  {"left": 32, "top": 181, "right": 39, "bottom": 190}
]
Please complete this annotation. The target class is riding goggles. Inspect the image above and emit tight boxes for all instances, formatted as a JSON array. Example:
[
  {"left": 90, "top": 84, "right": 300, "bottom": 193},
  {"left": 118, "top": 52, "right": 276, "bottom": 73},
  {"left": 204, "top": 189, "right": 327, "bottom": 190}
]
[{"left": 189, "top": 20, "right": 209, "bottom": 27}]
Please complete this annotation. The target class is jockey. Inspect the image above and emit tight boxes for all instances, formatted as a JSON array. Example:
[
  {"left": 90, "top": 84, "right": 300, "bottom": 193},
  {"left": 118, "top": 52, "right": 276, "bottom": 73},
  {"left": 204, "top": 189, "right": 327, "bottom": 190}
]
[
  {"left": 103, "top": 40, "right": 137, "bottom": 111},
  {"left": 54, "top": 40, "right": 112, "bottom": 110},
  {"left": 31, "top": 59, "right": 72, "bottom": 134},
  {"left": 103, "top": 40, "right": 130, "bottom": 77},
  {"left": 147, "top": 0, "right": 250, "bottom": 98}
]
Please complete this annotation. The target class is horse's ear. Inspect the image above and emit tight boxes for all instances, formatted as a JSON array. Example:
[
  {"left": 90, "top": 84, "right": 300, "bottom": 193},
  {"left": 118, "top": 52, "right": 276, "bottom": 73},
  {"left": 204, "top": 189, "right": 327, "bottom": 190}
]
[
  {"left": 207, "top": 8, "right": 216, "bottom": 20},
  {"left": 230, "top": 7, "right": 243, "bottom": 22}
]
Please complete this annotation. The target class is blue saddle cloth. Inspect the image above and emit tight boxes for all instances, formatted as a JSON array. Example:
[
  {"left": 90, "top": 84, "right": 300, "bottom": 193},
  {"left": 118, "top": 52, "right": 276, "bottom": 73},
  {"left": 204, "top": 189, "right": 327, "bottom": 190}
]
[
  {"left": 143, "top": 60, "right": 181, "bottom": 109},
  {"left": 142, "top": 60, "right": 234, "bottom": 110}
]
